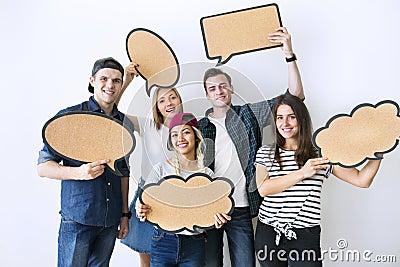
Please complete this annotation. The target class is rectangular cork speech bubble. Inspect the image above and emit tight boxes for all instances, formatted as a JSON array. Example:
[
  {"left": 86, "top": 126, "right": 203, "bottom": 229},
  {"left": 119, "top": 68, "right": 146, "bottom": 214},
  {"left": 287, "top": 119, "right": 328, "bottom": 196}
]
[{"left": 200, "top": 3, "right": 283, "bottom": 65}]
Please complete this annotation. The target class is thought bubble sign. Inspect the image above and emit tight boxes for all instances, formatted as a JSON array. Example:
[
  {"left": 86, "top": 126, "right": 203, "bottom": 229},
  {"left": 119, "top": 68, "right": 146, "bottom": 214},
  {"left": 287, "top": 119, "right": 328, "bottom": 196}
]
[
  {"left": 313, "top": 100, "right": 400, "bottom": 168},
  {"left": 200, "top": 3, "right": 282, "bottom": 65},
  {"left": 126, "top": 28, "right": 180, "bottom": 96},
  {"left": 139, "top": 173, "right": 234, "bottom": 233},
  {"left": 43, "top": 111, "right": 135, "bottom": 176}
]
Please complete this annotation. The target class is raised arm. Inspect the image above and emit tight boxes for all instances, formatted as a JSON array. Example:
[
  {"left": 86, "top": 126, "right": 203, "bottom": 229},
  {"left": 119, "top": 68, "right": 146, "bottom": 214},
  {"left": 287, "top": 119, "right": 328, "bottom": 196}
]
[
  {"left": 115, "top": 62, "right": 139, "bottom": 106},
  {"left": 114, "top": 62, "right": 141, "bottom": 133},
  {"left": 269, "top": 27, "right": 304, "bottom": 100},
  {"left": 332, "top": 156, "right": 383, "bottom": 188}
]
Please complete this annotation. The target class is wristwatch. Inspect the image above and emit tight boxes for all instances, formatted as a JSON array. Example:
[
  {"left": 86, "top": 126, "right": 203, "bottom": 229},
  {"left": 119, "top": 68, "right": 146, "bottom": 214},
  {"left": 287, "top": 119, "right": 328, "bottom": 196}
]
[
  {"left": 285, "top": 54, "right": 297, "bottom": 63},
  {"left": 121, "top": 211, "right": 132, "bottom": 219}
]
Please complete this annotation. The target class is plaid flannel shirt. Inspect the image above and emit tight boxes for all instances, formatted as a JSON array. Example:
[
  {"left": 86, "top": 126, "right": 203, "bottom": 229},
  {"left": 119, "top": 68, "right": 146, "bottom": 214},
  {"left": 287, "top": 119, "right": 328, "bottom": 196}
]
[{"left": 199, "top": 93, "right": 284, "bottom": 217}]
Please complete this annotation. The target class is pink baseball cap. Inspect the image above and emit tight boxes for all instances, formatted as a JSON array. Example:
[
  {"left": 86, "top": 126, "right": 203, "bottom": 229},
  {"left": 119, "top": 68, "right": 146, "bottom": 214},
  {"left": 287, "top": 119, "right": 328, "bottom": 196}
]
[{"left": 168, "top": 112, "right": 199, "bottom": 132}]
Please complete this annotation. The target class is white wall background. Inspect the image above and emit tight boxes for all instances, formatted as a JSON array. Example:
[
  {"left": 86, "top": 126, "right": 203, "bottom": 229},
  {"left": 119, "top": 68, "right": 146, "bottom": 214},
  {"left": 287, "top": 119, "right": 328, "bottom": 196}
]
[{"left": 1, "top": 0, "right": 399, "bottom": 266}]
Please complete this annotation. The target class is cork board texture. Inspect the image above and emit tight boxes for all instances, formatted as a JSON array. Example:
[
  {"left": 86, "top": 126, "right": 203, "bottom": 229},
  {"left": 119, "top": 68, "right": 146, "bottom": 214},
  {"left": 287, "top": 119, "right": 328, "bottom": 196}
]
[
  {"left": 42, "top": 111, "right": 136, "bottom": 176},
  {"left": 200, "top": 3, "right": 283, "bottom": 65},
  {"left": 313, "top": 100, "right": 400, "bottom": 168},
  {"left": 126, "top": 28, "right": 180, "bottom": 96},
  {"left": 139, "top": 173, "right": 234, "bottom": 233}
]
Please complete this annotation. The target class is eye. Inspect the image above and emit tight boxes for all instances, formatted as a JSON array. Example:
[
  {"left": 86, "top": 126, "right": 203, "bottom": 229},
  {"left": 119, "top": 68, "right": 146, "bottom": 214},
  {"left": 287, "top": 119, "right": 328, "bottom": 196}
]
[
  {"left": 113, "top": 78, "right": 122, "bottom": 84},
  {"left": 100, "top": 76, "right": 107, "bottom": 82}
]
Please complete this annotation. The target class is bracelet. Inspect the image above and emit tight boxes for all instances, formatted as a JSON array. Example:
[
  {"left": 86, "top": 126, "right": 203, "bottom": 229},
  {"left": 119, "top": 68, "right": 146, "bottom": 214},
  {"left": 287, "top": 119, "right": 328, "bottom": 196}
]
[
  {"left": 285, "top": 54, "right": 297, "bottom": 63},
  {"left": 121, "top": 211, "right": 132, "bottom": 219}
]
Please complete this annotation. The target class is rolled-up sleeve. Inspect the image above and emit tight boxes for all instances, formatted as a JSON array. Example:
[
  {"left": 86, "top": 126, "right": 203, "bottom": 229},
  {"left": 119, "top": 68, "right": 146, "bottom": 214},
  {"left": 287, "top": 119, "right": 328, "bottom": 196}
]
[{"left": 37, "top": 144, "right": 62, "bottom": 165}]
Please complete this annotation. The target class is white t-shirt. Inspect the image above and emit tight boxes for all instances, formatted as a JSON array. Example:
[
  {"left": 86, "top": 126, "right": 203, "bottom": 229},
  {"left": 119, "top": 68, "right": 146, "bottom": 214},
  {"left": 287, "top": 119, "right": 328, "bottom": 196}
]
[
  {"left": 209, "top": 115, "right": 249, "bottom": 207},
  {"left": 138, "top": 117, "right": 173, "bottom": 180}
]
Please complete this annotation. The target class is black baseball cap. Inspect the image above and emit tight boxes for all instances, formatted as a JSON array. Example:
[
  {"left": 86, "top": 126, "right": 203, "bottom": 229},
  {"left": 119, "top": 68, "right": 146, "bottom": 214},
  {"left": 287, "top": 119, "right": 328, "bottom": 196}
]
[{"left": 88, "top": 57, "right": 124, "bottom": 93}]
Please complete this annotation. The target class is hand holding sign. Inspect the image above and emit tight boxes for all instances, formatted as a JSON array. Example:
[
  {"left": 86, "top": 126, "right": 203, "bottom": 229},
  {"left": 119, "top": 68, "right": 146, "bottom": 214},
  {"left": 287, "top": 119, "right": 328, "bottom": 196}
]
[
  {"left": 139, "top": 173, "right": 234, "bottom": 233},
  {"left": 43, "top": 111, "right": 135, "bottom": 176}
]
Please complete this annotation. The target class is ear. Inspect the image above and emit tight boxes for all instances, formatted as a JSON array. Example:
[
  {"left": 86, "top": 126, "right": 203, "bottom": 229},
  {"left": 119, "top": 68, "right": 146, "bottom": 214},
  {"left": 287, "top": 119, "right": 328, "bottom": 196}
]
[{"left": 89, "top": 76, "right": 95, "bottom": 87}]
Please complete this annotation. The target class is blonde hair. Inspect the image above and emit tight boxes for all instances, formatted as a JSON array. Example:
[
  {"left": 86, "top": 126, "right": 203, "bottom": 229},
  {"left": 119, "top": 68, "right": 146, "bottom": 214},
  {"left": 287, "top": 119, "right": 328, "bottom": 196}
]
[
  {"left": 151, "top": 87, "right": 183, "bottom": 130},
  {"left": 170, "top": 127, "right": 206, "bottom": 175}
]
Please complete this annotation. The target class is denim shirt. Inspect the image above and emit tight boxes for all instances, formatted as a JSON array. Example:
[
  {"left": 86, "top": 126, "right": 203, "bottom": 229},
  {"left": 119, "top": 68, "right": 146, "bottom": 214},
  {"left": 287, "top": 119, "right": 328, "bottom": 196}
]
[
  {"left": 38, "top": 96, "right": 134, "bottom": 227},
  {"left": 198, "top": 92, "right": 287, "bottom": 217}
]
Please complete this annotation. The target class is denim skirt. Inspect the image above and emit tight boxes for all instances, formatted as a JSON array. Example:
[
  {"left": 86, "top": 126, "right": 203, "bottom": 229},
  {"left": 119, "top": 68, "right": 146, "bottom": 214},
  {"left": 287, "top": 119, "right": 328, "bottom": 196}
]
[{"left": 120, "top": 185, "right": 153, "bottom": 254}]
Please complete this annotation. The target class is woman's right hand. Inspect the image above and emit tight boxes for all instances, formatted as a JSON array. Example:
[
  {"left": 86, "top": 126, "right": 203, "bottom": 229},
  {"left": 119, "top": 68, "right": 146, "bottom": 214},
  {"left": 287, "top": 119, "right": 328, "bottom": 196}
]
[
  {"left": 124, "top": 62, "right": 139, "bottom": 86},
  {"left": 299, "top": 157, "right": 330, "bottom": 178},
  {"left": 135, "top": 202, "right": 151, "bottom": 222}
]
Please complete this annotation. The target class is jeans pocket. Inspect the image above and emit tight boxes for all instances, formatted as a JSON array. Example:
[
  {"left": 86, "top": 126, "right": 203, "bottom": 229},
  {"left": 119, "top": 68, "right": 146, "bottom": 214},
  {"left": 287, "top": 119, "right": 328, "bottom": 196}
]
[{"left": 151, "top": 228, "right": 165, "bottom": 241}]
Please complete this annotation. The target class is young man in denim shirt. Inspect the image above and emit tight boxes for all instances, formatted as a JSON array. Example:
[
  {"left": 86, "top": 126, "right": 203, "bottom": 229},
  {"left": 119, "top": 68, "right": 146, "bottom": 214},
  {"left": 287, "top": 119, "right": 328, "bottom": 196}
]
[
  {"left": 37, "top": 57, "right": 134, "bottom": 267},
  {"left": 199, "top": 27, "right": 305, "bottom": 266}
]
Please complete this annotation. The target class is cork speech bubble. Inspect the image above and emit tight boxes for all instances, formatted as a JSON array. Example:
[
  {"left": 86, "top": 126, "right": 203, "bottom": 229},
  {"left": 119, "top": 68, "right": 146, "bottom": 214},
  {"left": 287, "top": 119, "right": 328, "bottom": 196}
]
[
  {"left": 200, "top": 3, "right": 282, "bottom": 65},
  {"left": 139, "top": 173, "right": 234, "bottom": 233},
  {"left": 43, "top": 111, "right": 135, "bottom": 176},
  {"left": 126, "top": 28, "right": 180, "bottom": 96},
  {"left": 313, "top": 100, "right": 400, "bottom": 168}
]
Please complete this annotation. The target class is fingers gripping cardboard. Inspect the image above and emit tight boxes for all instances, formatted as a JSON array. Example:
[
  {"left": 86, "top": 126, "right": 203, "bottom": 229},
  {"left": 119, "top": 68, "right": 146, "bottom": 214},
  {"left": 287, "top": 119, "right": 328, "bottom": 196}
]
[
  {"left": 200, "top": 3, "right": 283, "bottom": 65},
  {"left": 313, "top": 100, "right": 400, "bottom": 168},
  {"left": 139, "top": 173, "right": 234, "bottom": 233},
  {"left": 42, "top": 111, "right": 136, "bottom": 176}
]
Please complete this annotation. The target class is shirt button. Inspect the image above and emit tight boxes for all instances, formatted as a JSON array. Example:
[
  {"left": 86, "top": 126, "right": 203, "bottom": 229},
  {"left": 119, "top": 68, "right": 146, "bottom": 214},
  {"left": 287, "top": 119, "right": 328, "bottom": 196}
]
[
  {"left": 108, "top": 183, "right": 111, "bottom": 186},
  {"left": 106, "top": 198, "right": 110, "bottom": 202}
]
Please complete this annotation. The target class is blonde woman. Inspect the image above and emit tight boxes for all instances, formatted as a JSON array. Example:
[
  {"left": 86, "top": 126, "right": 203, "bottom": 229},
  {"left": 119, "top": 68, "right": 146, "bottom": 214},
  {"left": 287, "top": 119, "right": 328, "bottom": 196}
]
[{"left": 117, "top": 63, "right": 184, "bottom": 267}]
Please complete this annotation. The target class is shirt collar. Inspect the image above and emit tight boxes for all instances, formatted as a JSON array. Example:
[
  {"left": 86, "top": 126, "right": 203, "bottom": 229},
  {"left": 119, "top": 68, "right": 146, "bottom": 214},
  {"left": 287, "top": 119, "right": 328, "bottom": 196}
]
[{"left": 88, "top": 96, "right": 119, "bottom": 118}]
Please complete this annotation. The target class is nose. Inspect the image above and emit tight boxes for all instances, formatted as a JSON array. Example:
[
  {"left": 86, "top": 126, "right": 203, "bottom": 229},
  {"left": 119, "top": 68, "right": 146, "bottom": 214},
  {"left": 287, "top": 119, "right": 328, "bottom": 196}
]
[
  {"left": 106, "top": 79, "right": 114, "bottom": 88},
  {"left": 177, "top": 131, "right": 185, "bottom": 141}
]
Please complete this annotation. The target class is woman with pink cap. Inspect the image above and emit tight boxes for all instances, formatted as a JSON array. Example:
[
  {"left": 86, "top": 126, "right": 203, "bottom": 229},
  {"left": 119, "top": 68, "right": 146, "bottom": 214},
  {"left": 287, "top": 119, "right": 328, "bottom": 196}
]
[{"left": 136, "top": 112, "right": 231, "bottom": 266}]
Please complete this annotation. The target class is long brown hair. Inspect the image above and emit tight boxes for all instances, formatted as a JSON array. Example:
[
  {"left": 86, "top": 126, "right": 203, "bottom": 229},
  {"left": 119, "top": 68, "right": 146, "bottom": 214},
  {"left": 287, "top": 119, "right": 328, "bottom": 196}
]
[
  {"left": 151, "top": 87, "right": 183, "bottom": 130},
  {"left": 273, "top": 94, "right": 317, "bottom": 168}
]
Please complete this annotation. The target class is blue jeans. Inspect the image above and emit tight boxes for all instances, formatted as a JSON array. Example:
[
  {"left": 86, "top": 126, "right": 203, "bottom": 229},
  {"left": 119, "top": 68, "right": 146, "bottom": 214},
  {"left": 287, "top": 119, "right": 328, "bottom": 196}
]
[
  {"left": 58, "top": 216, "right": 118, "bottom": 267},
  {"left": 151, "top": 228, "right": 206, "bottom": 266},
  {"left": 204, "top": 207, "right": 255, "bottom": 267},
  {"left": 254, "top": 221, "right": 322, "bottom": 267}
]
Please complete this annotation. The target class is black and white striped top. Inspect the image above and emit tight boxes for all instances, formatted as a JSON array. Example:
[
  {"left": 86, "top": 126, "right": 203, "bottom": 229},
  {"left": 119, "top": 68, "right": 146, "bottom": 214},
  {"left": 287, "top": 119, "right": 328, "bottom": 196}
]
[{"left": 255, "top": 146, "right": 329, "bottom": 235}]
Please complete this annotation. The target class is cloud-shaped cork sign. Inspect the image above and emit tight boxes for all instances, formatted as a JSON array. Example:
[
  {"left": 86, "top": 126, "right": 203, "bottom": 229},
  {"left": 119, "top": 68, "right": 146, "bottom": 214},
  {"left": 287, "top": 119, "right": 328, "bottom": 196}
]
[
  {"left": 313, "top": 100, "right": 400, "bottom": 168},
  {"left": 126, "top": 28, "right": 180, "bottom": 97},
  {"left": 42, "top": 111, "right": 136, "bottom": 176},
  {"left": 139, "top": 173, "right": 234, "bottom": 233},
  {"left": 200, "top": 3, "right": 282, "bottom": 65}
]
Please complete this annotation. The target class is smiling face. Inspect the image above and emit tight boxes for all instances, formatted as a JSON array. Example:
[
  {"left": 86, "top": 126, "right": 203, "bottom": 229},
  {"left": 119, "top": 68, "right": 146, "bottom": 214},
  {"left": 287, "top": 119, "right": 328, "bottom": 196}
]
[
  {"left": 156, "top": 88, "right": 183, "bottom": 121},
  {"left": 276, "top": 104, "right": 299, "bottom": 141},
  {"left": 170, "top": 125, "right": 197, "bottom": 160},
  {"left": 90, "top": 68, "right": 123, "bottom": 108},
  {"left": 205, "top": 74, "right": 233, "bottom": 108}
]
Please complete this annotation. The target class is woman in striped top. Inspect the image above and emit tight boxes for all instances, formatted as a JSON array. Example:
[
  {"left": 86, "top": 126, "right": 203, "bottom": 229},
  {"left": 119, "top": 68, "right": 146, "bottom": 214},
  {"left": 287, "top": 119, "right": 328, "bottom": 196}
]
[{"left": 254, "top": 94, "right": 384, "bottom": 267}]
